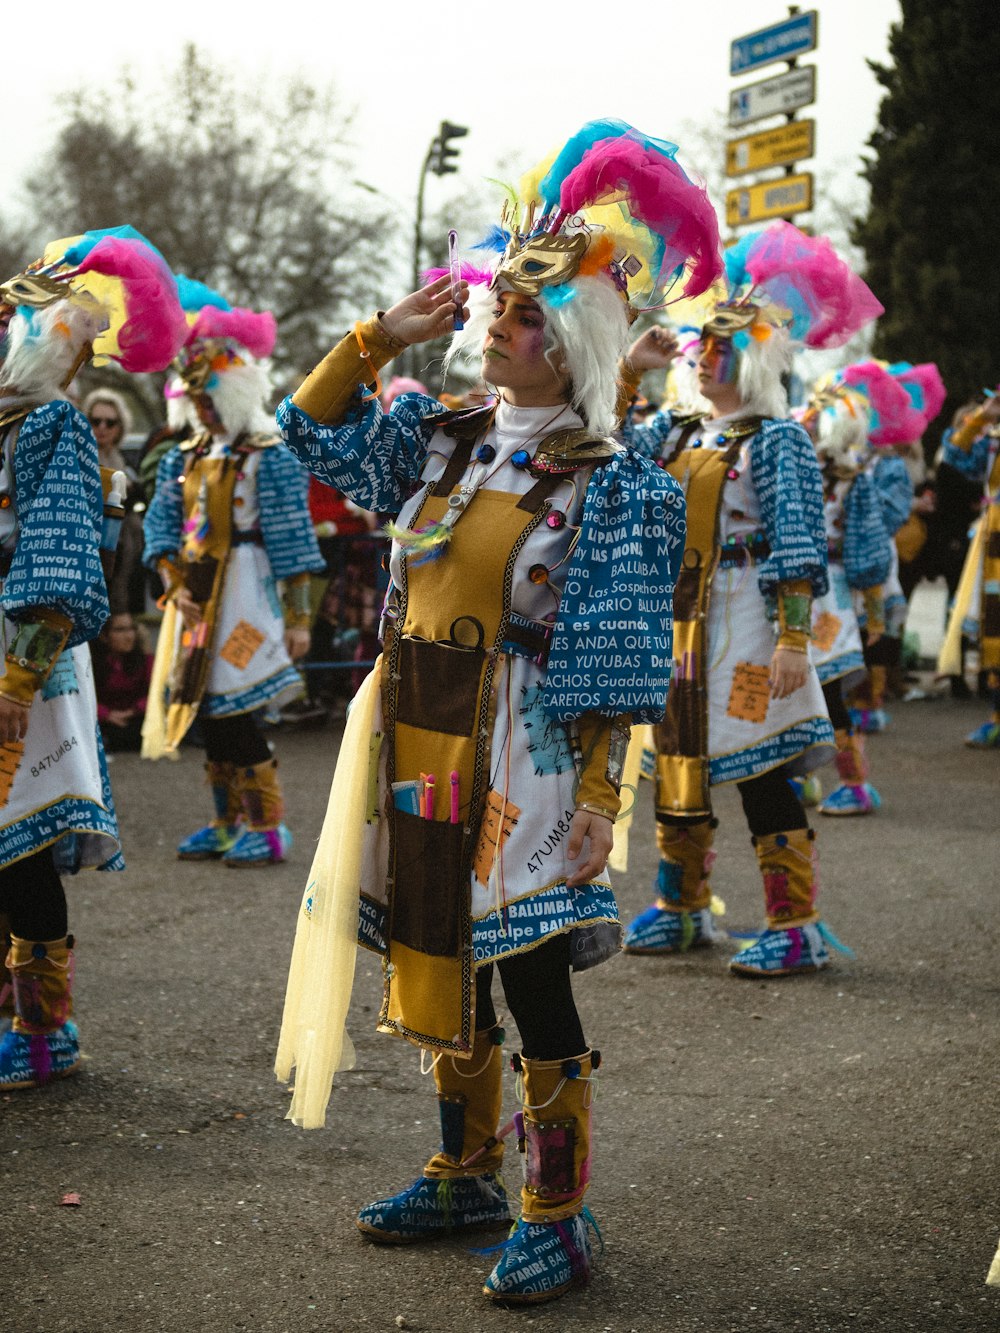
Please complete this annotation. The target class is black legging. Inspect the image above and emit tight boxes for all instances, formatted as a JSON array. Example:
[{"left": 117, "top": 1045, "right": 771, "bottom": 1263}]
[
  {"left": 0, "top": 845, "right": 67, "bottom": 940},
  {"left": 474, "top": 933, "right": 585, "bottom": 1061},
  {"left": 735, "top": 766, "right": 809, "bottom": 838},
  {"left": 202, "top": 712, "right": 271, "bottom": 767},
  {"left": 821, "top": 679, "right": 852, "bottom": 732}
]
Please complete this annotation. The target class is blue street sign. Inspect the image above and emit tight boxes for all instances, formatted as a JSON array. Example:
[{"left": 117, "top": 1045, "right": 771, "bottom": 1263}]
[{"left": 730, "top": 10, "right": 818, "bottom": 76}]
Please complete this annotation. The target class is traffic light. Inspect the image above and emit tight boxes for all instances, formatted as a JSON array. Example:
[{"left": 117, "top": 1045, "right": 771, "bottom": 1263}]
[{"left": 428, "top": 121, "right": 468, "bottom": 177}]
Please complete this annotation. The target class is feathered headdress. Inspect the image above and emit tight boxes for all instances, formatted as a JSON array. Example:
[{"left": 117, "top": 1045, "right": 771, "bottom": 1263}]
[
  {"left": 173, "top": 275, "right": 277, "bottom": 394},
  {"left": 711, "top": 220, "right": 883, "bottom": 351},
  {"left": 432, "top": 118, "right": 723, "bottom": 314},
  {"left": 0, "top": 224, "right": 187, "bottom": 375},
  {"left": 884, "top": 361, "right": 946, "bottom": 436},
  {"left": 839, "top": 360, "right": 925, "bottom": 448}
]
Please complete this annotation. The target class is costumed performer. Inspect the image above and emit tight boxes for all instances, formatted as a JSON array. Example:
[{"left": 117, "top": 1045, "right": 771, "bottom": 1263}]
[
  {"left": 275, "top": 119, "right": 722, "bottom": 1304},
  {"left": 0, "top": 226, "right": 186, "bottom": 1085},
  {"left": 621, "top": 220, "right": 882, "bottom": 976},
  {"left": 936, "top": 388, "right": 1000, "bottom": 747},
  {"left": 142, "top": 279, "right": 324, "bottom": 866},
  {"left": 798, "top": 362, "right": 909, "bottom": 815}
]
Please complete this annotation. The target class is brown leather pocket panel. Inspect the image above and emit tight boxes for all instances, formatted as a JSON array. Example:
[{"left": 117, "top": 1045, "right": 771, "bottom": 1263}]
[
  {"left": 396, "top": 636, "right": 484, "bottom": 737},
  {"left": 183, "top": 557, "right": 219, "bottom": 606},
  {"left": 391, "top": 811, "right": 465, "bottom": 956}
]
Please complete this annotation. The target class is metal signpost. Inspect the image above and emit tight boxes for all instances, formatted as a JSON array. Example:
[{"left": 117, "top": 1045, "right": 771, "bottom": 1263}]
[{"left": 725, "top": 6, "right": 817, "bottom": 231}]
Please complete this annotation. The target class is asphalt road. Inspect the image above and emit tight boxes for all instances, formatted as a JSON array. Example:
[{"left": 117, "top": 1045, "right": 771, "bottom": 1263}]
[{"left": 2, "top": 686, "right": 998, "bottom": 1333}]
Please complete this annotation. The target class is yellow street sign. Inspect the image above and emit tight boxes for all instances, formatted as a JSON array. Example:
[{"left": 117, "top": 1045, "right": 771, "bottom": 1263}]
[
  {"left": 726, "top": 120, "right": 815, "bottom": 177},
  {"left": 726, "top": 173, "right": 813, "bottom": 227}
]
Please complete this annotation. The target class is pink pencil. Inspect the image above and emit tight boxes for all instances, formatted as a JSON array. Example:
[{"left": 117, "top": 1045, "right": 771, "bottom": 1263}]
[{"left": 450, "top": 771, "right": 460, "bottom": 824}]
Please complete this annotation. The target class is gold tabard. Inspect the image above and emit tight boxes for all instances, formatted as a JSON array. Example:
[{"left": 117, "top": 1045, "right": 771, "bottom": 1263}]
[
  {"left": 653, "top": 420, "right": 760, "bottom": 819},
  {"left": 378, "top": 448, "right": 565, "bottom": 1055},
  {"left": 980, "top": 447, "right": 1000, "bottom": 672},
  {"left": 163, "top": 436, "right": 242, "bottom": 748}
]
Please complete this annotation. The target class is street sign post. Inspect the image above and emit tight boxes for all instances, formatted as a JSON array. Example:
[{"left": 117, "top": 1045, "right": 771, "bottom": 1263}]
[
  {"left": 728, "top": 65, "right": 816, "bottom": 128},
  {"left": 726, "top": 120, "right": 815, "bottom": 177},
  {"left": 730, "top": 9, "right": 818, "bottom": 75},
  {"left": 726, "top": 173, "right": 813, "bottom": 228}
]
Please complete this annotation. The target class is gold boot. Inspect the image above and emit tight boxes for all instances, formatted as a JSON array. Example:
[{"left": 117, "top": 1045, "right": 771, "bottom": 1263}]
[
  {"left": 623, "top": 820, "right": 720, "bottom": 953},
  {"left": 730, "top": 830, "right": 834, "bottom": 978},
  {"left": 223, "top": 758, "right": 291, "bottom": 866},
  {"left": 482, "top": 1050, "right": 600, "bottom": 1303},
  {"left": 176, "top": 761, "right": 242, "bottom": 859},
  {"left": 356, "top": 1025, "right": 510, "bottom": 1242},
  {"left": 0, "top": 935, "right": 80, "bottom": 1088}
]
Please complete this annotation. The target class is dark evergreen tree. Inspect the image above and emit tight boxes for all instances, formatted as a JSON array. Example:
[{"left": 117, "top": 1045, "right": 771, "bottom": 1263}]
[{"left": 854, "top": 0, "right": 1000, "bottom": 433}]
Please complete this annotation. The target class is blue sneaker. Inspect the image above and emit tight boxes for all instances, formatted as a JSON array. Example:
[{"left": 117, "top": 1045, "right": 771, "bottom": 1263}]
[
  {"left": 177, "top": 823, "right": 241, "bottom": 860},
  {"left": 849, "top": 707, "right": 890, "bottom": 734},
  {"left": 965, "top": 720, "right": 1000, "bottom": 749},
  {"left": 818, "top": 782, "right": 882, "bottom": 816},
  {"left": 357, "top": 1173, "right": 509, "bottom": 1244},
  {"left": 623, "top": 905, "right": 720, "bottom": 954},
  {"left": 223, "top": 824, "right": 292, "bottom": 867},
  {"left": 0, "top": 1020, "right": 81, "bottom": 1088},
  {"left": 483, "top": 1212, "right": 595, "bottom": 1304},
  {"left": 729, "top": 923, "right": 831, "bottom": 977}
]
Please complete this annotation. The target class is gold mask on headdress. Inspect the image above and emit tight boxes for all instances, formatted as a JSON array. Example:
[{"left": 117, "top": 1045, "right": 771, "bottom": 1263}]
[
  {"left": 0, "top": 270, "right": 67, "bottom": 309},
  {"left": 495, "top": 232, "right": 588, "bottom": 297},
  {"left": 702, "top": 303, "right": 758, "bottom": 339}
]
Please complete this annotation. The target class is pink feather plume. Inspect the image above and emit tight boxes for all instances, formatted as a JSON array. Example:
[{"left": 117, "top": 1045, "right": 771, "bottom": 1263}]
[
  {"left": 186, "top": 306, "right": 277, "bottom": 359},
  {"left": 423, "top": 263, "right": 495, "bottom": 288},
  {"left": 740, "top": 222, "right": 883, "bottom": 349},
  {"left": 556, "top": 134, "right": 723, "bottom": 299},
  {"left": 842, "top": 361, "right": 925, "bottom": 446},
  {"left": 77, "top": 237, "right": 188, "bottom": 373}
]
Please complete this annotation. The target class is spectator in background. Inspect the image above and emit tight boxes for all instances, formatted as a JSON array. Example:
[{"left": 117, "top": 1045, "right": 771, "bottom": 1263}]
[
  {"left": 83, "top": 388, "right": 145, "bottom": 614},
  {"left": 91, "top": 613, "right": 153, "bottom": 753}
]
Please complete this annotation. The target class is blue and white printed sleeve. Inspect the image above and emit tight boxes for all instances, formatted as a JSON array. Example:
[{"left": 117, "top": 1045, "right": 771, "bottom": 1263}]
[
  {"left": 3, "top": 401, "right": 108, "bottom": 646},
  {"left": 750, "top": 418, "right": 829, "bottom": 598},
  {"left": 142, "top": 444, "right": 186, "bottom": 568},
  {"left": 871, "top": 454, "right": 914, "bottom": 536},
  {"left": 277, "top": 390, "right": 448, "bottom": 515},
  {"left": 620, "top": 406, "right": 677, "bottom": 461},
  {"left": 257, "top": 446, "right": 326, "bottom": 579},
  {"left": 941, "top": 428, "right": 992, "bottom": 484},
  {"left": 842, "top": 472, "right": 892, "bottom": 590}
]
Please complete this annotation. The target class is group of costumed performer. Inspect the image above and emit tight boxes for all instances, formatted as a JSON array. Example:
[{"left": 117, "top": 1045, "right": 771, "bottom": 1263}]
[
  {"left": 141, "top": 279, "right": 324, "bottom": 866},
  {"left": 0, "top": 228, "right": 187, "bottom": 1088},
  {"left": 796, "top": 360, "right": 922, "bottom": 815},
  {"left": 274, "top": 120, "right": 723, "bottom": 1304},
  {"left": 620, "top": 221, "right": 882, "bottom": 976},
  {"left": 937, "top": 387, "right": 1000, "bottom": 747}
]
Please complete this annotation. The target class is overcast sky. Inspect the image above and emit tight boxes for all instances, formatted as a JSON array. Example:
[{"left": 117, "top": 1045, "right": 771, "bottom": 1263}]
[{"left": 8, "top": 0, "right": 899, "bottom": 226}]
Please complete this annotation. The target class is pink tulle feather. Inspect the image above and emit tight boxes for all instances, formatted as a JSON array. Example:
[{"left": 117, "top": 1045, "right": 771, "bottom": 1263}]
[
  {"left": 556, "top": 134, "right": 722, "bottom": 299},
  {"left": 187, "top": 306, "right": 277, "bottom": 359},
  {"left": 842, "top": 361, "right": 925, "bottom": 445},
  {"left": 423, "top": 263, "right": 494, "bottom": 287},
  {"left": 77, "top": 237, "right": 188, "bottom": 373},
  {"left": 740, "top": 222, "right": 883, "bottom": 349},
  {"left": 896, "top": 363, "right": 946, "bottom": 428}
]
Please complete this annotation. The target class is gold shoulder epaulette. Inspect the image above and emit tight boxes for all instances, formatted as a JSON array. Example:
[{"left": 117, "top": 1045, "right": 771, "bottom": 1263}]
[{"left": 532, "top": 427, "right": 624, "bottom": 475}]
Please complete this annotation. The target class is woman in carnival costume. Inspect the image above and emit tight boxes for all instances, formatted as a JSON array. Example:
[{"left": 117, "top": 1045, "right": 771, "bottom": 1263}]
[
  {"left": 0, "top": 227, "right": 186, "bottom": 1086},
  {"left": 847, "top": 363, "right": 943, "bottom": 733},
  {"left": 798, "top": 362, "right": 915, "bottom": 815},
  {"left": 142, "top": 280, "right": 324, "bottom": 865},
  {"left": 621, "top": 221, "right": 882, "bottom": 977},
  {"left": 937, "top": 386, "right": 1000, "bottom": 747},
  {"left": 274, "top": 120, "right": 721, "bottom": 1303}
]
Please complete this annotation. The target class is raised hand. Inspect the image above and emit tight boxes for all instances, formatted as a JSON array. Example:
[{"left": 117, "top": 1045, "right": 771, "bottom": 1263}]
[
  {"left": 626, "top": 325, "right": 680, "bottom": 372},
  {"left": 381, "top": 275, "right": 470, "bottom": 348}
]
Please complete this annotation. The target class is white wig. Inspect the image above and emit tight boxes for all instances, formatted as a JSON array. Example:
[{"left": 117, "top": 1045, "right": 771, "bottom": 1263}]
[
  {"left": 444, "top": 275, "right": 630, "bottom": 436},
  {"left": 204, "top": 359, "right": 275, "bottom": 437},
  {"left": 0, "top": 300, "right": 105, "bottom": 404},
  {"left": 734, "top": 326, "right": 793, "bottom": 419}
]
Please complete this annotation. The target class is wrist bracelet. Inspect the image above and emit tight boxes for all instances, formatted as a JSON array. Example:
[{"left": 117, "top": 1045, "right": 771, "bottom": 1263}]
[
  {"left": 575, "top": 801, "right": 618, "bottom": 823},
  {"left": 354, "top": 322, "right": 384, "bottom": 403}
]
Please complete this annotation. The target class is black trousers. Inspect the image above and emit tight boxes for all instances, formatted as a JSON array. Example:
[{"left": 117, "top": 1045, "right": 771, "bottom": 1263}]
[
  {"left": 0, "top": 846, "right": 67, "bottom": 940},
  {"left": 474, "top": 933, "right": 585, "bottom": 1061},
  {"left": 202, "top": 712, "right": 271, "bottom": 767},
  {"left": 821, "top": 679, "right": 852, "bottom": 732}
]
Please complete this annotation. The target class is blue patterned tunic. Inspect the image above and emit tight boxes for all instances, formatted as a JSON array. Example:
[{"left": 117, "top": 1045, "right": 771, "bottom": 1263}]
[{"left": 0, "top": 397, "right": 121, "bottom": 872}]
